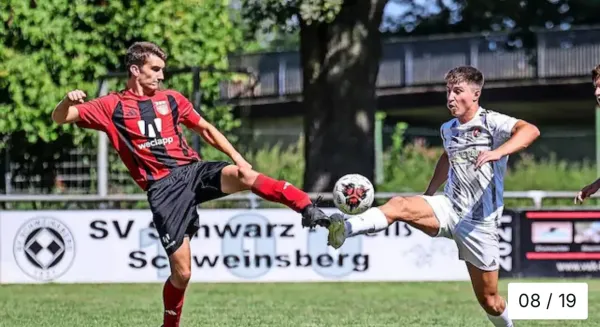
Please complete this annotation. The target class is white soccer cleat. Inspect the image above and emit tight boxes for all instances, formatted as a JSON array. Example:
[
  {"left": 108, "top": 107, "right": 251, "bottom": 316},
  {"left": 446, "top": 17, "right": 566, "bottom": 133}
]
[{"left": 327, "top": 213, "right": 347, "bottom": 249}]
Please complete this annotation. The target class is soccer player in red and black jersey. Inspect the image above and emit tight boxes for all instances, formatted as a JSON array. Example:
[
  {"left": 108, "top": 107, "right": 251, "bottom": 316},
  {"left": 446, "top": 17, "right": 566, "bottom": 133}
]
[{"left": 51, "top": 42, "right": 331, "bottom": 327}]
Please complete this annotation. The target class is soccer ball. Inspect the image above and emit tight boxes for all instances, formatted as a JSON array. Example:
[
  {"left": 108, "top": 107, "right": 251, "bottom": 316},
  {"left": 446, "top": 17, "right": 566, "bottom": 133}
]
[{"left": 332, "top": 174, "right": 375, "bottom": 215}]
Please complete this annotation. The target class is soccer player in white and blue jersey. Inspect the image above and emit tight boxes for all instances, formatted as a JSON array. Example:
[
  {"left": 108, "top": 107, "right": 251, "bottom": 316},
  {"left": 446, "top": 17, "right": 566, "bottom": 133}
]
[{"left": 327, "top": 66, "right": 540, "bottom": 327}]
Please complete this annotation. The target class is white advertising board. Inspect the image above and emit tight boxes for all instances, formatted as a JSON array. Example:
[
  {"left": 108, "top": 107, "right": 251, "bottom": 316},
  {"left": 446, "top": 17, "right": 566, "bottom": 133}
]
[{"left": 0, "top": 209, "right": 469, "bottom": 283}]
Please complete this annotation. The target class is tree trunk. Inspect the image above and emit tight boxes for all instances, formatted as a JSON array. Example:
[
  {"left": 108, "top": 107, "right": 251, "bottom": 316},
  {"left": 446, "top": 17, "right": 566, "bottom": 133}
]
[{"left": 300, "top": 0, "right": 387, "bottom": 192}]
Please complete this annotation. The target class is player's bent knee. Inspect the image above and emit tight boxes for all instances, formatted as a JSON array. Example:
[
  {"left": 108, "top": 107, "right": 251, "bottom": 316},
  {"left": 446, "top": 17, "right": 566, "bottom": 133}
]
[
  {"left": 237, "top": 167, "right": 259, "bottom": 186},
  {"left": 220, "top": 165, "right": 251, "bottom": 193}
]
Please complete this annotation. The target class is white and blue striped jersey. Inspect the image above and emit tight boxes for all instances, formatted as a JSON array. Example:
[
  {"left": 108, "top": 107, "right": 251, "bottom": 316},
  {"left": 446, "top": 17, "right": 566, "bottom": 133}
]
[{"left": 440, "top": 107, "right": 519, "bottom": 226}]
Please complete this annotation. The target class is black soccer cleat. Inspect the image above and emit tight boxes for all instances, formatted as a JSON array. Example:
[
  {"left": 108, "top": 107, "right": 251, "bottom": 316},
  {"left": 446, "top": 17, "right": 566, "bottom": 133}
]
[{"left": 301, "top": 195, "right": 331, "bottom": 228}]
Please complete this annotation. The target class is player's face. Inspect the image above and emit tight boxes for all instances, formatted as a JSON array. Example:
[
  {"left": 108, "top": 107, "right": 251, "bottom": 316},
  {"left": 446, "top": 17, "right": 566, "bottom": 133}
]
[
  {"left": 594, "top": 78, "right": 600, "bottom": 105},
  {"left": 132, "top": 54, "right": 165, "bottom": 92},
  {"left": 446, "top": 81, "right": 479, "bottom": 118}
]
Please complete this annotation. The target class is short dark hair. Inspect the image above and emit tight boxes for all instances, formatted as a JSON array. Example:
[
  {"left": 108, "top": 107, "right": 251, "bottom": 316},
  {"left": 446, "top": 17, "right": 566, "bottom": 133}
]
[
  {"left": 592, "top": 64, "right": 600, "bottom": 83},
  {"left": 444, "top": 66, "right": 484, "bottom": 88},
  {"left": 125, "top": 42, "right": 167, "bottom": 71}
]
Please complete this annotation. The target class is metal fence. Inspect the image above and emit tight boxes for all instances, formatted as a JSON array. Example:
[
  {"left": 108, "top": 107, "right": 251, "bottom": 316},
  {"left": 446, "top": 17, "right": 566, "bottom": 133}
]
[
  {"left": 0, "top": 191, "right": 596, "bottom": 210},
  {"left": 1, "top": 127, "right": 596, "bottom": 198},
  {"left": 221, "top": 26, "right": 600, "bottom": 99}
]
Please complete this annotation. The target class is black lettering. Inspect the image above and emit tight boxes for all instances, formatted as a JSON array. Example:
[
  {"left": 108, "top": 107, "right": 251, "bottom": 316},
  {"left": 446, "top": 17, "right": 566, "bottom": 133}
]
[
  {"left": 404, "top": 223, "right": 412, "bottom": 236},
  {"left": 243, "top": 250, "right": 251, "bottom": 266},
  {"left": 296, "top": 250, "right": 312, "bottom": 267},
  {"left": 244, "top": 224, "right": 261, "bottom": 237},
  {"left": 147, "top": 221, "right": 159, "bottom": 239},
  {"left": 197, "top": 224, "right": 210, "bottom": 238},
  {"left": 193, "top": 255, "right": 219, "bottom": 268},
  {"left": 152, "top": 255, "right": 168, "bottom": 269},
  {"left": 89, "top": 220, "right": 108, "bottom": 239},
  {"left": 387, "top": 223, "right": 397, "bottom": 236},
  {"left": 215, "top": 224, "right": 242, "bottom": 238},
  {"left": 266, "top": 224, "right": 277, "bottom": 237},
  {"left": 338, "top": 253, "right": 349, "bottom": 266},
  {"left": 223, "top": 255, "right": 240, "bottom": 268},
  {"left": 353, "top": 254, "right": 369, "bottom": 272},
  {"left": 276, "top": 255, "right": 291, "bottom": 267},
  {"left": 255, "top": 254, "right": 272, "bottom": 268},
  {"left": 113, "top": 220, "right": 134, "bottom": 239},
  {"left": 129, "top": 251, "right": 147, "bottom": 268},
  {"left": 280, "top": 224, "right": 294, "bottom": 237},
  {"left": 317, "top": 254, "right": 333, "bottom": 267},
  {"left": 363, "top": 222, "right": 411, "bottom": 237}
]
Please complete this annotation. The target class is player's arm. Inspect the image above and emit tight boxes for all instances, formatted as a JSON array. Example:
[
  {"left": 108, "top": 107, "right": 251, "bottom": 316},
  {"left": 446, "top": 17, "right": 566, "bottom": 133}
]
[
  {"left": 493, "top": 120, "right": 540, "bottom": 157},
  {"left": 51, "top": 90, "right": 86, "bottom": 124},
  {"left": 424, "top": 151, "right": 449, "bottom": 196},
  {"left": 176, "top": 90, "right": 250, "bottom": 168},
  {"left": 476, "top": 120, "right": 540, "bottom": 169},
  {"left": 575, "top": 178, "right": 600, "bottom": 204},
  {"left": 190, "top": 118, "right": 249, "bottom": 168}
]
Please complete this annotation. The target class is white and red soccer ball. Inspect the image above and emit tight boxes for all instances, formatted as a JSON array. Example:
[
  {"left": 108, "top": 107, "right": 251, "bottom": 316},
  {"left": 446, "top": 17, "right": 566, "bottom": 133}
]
[{"left": 332, "top": 174, "right": 375, "bottom": 215}]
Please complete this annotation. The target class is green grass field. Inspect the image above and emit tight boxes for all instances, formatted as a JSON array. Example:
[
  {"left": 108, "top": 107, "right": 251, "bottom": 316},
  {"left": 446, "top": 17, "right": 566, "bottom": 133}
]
[{"left": 0, "top": 279, "right": 598, "bottom": 326}]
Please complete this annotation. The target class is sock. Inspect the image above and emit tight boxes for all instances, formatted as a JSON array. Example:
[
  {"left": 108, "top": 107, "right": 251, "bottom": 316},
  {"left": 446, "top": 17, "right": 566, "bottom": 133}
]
[
  {"left": 163, "top": 278, "right": 186, "bottom": 327},
  {"left": 487, "top": 301, "right": 513, "bottom": 327},
  {"left": 345, "top": 207, "right": 390, "bottom": 237},
  {"left": 251, "top": 174, "right": 312, "bottom": 212}
]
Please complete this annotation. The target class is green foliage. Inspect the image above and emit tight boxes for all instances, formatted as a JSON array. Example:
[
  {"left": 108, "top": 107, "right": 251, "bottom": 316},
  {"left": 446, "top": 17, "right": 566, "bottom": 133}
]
[
  {"left": 239, "top": 0, "right": 343, "bottom": 40},
  {"left": 245, "top": 137, "right": 305, "bottom": 188},
  {"left": 385, "top": 0, "right": 600, "bottom": 50},
  {"left": 1, "top": 0, "right": 241, "bottom": 141},
  {"left": 1, "top": 0, "right": 243, "bottom": 192}
]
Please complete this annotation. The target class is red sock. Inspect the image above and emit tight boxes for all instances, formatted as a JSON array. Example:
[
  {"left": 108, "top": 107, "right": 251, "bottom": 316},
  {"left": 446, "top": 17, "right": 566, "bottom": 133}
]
[
  {"left": 163, "top": 278, "right": 186, "bottom": 327},
  {"left": 251, "top": 174, "right": 312, "bottom": 212}
]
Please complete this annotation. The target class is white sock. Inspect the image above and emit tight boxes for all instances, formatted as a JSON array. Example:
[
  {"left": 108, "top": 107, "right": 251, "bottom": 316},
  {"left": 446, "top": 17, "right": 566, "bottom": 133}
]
[
  {"left": 344, "top": 207, "right": 389, "bottom": 237},
  {"left": 487, "top": 302, "right": 513, "bottom": 327}
]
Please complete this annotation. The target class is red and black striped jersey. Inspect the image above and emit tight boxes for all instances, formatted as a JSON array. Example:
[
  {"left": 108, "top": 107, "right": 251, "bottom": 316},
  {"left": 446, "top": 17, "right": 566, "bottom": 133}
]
[{"left": 75, "top": 89, "right": 202, "bottom": 191}]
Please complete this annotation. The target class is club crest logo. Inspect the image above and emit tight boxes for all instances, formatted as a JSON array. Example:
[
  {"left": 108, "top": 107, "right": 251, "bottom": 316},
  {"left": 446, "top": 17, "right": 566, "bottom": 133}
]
[
  {"left": 13, "top": 217, "right": 76, "bottom": 281},
  {"left": 155, "top": 101, "right": 170, "bottom": 115}
]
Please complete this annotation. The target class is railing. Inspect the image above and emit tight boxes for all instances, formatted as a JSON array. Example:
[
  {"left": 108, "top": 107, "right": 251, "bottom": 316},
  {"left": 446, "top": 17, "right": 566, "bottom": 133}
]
[
  {"left": 0, "top": 191, "right": 590, "bottom": 209},
  {"left": 220, "top": 26, "right": 600, "bottom": 100}
]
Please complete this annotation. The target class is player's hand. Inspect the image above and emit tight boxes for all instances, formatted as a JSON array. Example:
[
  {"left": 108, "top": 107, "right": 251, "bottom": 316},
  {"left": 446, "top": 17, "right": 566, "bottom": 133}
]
[
  {"left": 65, "top": 90, "right": 87, "bottom": 104},
  {"left": 575, "top": 181, "right": 600, "bottom": 204},
  {"left": 475, "top": 150, "right": 502, "bottom": 169},
  {"left": 232, "top": 153, "right": 252, "bottom": 170}
]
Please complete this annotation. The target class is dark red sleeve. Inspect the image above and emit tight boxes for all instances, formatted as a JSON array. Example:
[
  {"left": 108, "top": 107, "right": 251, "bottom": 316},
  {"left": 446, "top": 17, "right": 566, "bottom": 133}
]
[
  {"left": 75, "top": 95, "right": 114, "bottom": 131},
  {"left": 172, "top": 91, "right": 202, "bottom": 128}
]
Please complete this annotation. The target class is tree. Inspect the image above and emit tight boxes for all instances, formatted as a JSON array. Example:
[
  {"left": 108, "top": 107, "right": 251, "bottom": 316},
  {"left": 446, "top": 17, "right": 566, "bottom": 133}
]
[
  {"left": 384, "top": 0, "right": 600, "bottom": 49},
  {"left": 0, "top": 0, "right": 242, "bottom": 193},
  {"left": 241, "top": 0, "right": 388, "bottom": 192}
]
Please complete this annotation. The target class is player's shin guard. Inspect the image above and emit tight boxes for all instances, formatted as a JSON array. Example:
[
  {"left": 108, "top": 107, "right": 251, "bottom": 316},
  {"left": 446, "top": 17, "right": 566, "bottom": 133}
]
[
  {"left": 487, "top": 301, "right": 513, "bottom": 327},
  {"left": 345, "top": 207, "right": 389, "bottom": 237},
  {"left": 163, "top": 278, "right": 186, "bottom": 327},
  {"left": 251, "top": 174, "right": 312, "bottom": 212}
]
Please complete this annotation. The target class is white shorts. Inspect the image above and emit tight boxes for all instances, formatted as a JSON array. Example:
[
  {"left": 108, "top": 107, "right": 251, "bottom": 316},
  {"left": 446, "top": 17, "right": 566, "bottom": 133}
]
[{"left": 420, "top": 195, "right": 500, "bottom": 271}]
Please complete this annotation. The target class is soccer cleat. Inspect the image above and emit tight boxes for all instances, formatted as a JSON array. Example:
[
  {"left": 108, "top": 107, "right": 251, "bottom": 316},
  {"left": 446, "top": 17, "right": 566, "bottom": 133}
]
[
  {"left": 301, "top": 195, "right": 331, "bottom": 228},
  {"left": 327, "top": 213, "right": 347, "bottom": 249}
]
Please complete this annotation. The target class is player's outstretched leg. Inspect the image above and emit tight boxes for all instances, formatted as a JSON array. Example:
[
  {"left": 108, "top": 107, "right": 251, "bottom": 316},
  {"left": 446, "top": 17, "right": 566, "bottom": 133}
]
[
  {"left": 328, "top": 195, "right": 441, "bottom": 248},
  {"left": 466, "top": 263, "right": 513, "bottom": 327},
  {"left": 219, "top": 165, "right": 331, "bottom": 228},
  {"left": 162, "top": 237, "right": 192, "bottom": 327}
]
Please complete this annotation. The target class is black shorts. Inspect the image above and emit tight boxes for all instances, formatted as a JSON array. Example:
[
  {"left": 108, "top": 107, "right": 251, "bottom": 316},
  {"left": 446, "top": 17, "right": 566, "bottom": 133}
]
[{"left": 147, "top": 161, "right": 230, "bottom": 256}]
